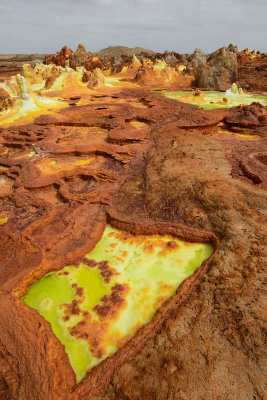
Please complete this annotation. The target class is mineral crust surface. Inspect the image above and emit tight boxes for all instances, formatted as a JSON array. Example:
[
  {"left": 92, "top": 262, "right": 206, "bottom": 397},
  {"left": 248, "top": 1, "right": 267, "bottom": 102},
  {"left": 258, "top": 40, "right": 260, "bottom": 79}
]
[{"left": 0, "top": 59, "right": 266, "bottom": 400}]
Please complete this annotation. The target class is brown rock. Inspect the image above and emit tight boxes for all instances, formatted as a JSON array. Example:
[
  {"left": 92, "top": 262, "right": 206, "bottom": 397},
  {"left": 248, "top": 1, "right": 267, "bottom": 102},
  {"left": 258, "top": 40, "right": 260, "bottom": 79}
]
[
  {"left": 0, "top": 88, "right": 14, "bottom": 111},
  {"left": 134, "top": 60, "right": 193, "bottom": 88},
  {"left": 82, "top": 71, "right": 92, "bottom": 83},
  {"left": 87, "top": 68, "right": 105, "bottom": 89},
  {"left": 43, "top": 46, "right": 73, "bottom": 67},
  {"left": 237, "top": 51, "right": 267, "bottom": 93},
  {"left": 196, "top": 47, "right": 238, "bottom": 90},
  {"left": 76, "top": 43, "right": 87, "bottom": 53}
]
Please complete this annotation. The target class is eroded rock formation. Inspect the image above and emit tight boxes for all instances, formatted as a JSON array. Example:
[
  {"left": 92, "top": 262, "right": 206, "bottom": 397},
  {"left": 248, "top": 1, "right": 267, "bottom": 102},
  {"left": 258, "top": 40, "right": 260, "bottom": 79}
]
[
  {"left": 2, "top": 44, "right": 267, "bottom": 95},
  {"left": 69, "top": 44, "right": 105, "bottom": 72},
  {"left": 0, "top": 89, "right": 14, "bottom": 112},
  {"left": 134, "top": 59, "right": 192, "bottom": 88},
  {"left": 44, "top": 46, "right": 73, "bottom": 68},
  {"left": 237, "top": 51, "right": 267, "bottom": 93},
  {"left": 186, "top": 48, "right": 207, "bottom": 74},
  {"left": 87, "top": 68, "right": 106, "bottom": 89},
  {"left": 196, "top": 47, "right": 238, "bottom": 90}
]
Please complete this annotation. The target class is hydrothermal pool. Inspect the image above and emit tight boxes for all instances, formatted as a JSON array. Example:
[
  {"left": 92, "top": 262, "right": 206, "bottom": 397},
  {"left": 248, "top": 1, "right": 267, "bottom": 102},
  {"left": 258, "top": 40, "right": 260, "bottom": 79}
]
[
  {"left": 23, "top": 225, "right": 213, "bottom": 383},
  {"left": 159, "top": 90, "right": 267, "bottom": 110}
]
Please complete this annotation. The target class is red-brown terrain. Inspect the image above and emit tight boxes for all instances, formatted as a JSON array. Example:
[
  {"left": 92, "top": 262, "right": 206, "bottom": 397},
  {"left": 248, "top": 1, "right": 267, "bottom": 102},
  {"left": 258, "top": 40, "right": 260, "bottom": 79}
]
[{"left": 0, "top": 46, "right": 266, "bottom": 400}]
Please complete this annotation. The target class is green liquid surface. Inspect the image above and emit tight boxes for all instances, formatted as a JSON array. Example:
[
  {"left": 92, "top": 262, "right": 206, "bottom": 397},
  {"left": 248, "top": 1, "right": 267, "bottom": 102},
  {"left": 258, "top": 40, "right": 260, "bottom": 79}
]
[
  {"left": 159, "top": 90, "right": 267, "bottom": 109},
  {"left": 23, "top": 225, "right": 213, "bottom": 382}
]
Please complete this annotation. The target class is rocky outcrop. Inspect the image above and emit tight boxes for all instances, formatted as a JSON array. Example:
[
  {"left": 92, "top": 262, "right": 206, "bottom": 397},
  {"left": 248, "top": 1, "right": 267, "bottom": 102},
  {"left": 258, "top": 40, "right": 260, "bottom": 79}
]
[
  {"left": 44, "top": 68, "right": 62, "bottom": 90},
  {"left": 196, "top": 47, "right": 238, "bottom": 90},
  {"left": 186, "top": 48, "right": 207, "bottom": 74},
  {"left": 237, "top": 51, "right": 267, "bottom": 93},
  {"left": 43, "top": 46, "right": 73, "bottom": 68},
  {"left": 68, "top": 44, "right": 91, "bottom": 69},
  {"left": 227, "top": 43, "right": 238, "bottom": 54},
  {"left": 164, "top": 54, "right": 179, "bottom": 66},
  {"left": 134, "top": 59, "right": 192, "bottom": 87},
  {"left": 94, "top": 46, "right": 155, "bottom": 60},
  {"left": 84, "top": 57, "right": 104, "bottom": 72},
  {"left": 87, "top": 68, "right": 105, "bottom": 89},
  {"left": 0, "top": 88, "right": 14, "bottom": 111},
  {"left": 43, "top": 45, "right": 105, "bottom": 72}
]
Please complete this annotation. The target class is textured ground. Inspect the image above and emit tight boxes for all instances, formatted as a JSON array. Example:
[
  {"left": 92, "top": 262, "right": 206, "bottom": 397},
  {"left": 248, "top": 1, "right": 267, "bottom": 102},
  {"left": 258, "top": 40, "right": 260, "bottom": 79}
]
[
  {"left": 238, "top": 53, "right": 267, "bottom": 93},
  {"left": 0, "top": 78, "right": 266, "bottom": 399}
]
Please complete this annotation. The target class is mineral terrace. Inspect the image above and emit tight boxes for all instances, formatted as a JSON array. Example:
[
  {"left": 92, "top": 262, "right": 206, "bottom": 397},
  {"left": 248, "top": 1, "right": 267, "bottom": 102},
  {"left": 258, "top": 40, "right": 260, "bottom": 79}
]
[{"left": 0, "top": 44, "right": 266, "bottom": 400}]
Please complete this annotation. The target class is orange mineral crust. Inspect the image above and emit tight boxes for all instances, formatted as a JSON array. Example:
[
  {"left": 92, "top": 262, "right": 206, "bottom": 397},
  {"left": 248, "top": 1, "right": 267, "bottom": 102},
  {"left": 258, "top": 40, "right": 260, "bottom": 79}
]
[{"left": 0, "top": 62, "right": 266, "bottom": 400}]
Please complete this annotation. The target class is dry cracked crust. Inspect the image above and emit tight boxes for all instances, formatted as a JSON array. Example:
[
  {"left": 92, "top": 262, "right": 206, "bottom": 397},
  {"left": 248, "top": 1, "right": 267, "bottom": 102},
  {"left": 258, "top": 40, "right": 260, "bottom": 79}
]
[{"left": 0, "top": 89, "right": 266, "bottom": 400}]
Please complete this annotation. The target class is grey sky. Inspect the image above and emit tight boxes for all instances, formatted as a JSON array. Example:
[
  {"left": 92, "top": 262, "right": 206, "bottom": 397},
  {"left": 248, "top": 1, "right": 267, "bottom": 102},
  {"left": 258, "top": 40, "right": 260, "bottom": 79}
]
[{"left": 0, "top": 0, "right": 266, "bottom": 54}]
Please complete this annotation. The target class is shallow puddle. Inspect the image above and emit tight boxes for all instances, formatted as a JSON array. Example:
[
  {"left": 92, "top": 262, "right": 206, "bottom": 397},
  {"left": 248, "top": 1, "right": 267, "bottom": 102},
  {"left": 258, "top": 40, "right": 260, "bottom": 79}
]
[
  {"left": 126, "top": 119, "right": 150, "bottom": 129},
  {"left": 218, "top": 128, "right": 259, "bottom": 140},
  {"left": 0, "top": 217, "right": 8, "bottom": 224},
  {"left": 23, "top": 225, "right": 213, "bottom": 383},
  {"left": 36, "top": 156, "right": 96, "bottom": 175},
  {"left": 127, "top": 101, "right": 149, "bottom": 108}
]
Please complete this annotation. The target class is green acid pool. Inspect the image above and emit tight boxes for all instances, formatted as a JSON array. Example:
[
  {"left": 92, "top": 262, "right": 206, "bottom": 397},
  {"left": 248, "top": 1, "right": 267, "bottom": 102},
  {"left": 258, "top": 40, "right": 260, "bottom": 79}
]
[
  {"left": 23, "top": 225, "right": 213, "bottom": 382},
  {"left": 158, "top": 90, "right": 267, "bottom": 110}
]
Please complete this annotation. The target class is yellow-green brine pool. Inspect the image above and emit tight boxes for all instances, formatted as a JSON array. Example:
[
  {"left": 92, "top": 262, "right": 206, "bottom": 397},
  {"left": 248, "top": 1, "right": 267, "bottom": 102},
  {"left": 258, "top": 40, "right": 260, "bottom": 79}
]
[{"left": 23, "top": 225, "right": 213, "bottom": 382}]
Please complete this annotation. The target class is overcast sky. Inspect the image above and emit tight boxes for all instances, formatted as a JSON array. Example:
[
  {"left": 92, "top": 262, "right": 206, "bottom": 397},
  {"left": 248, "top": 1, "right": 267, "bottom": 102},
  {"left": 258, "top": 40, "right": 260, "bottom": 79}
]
[{"left": 0, "top": 0, "right": 266, "bottom": 54}]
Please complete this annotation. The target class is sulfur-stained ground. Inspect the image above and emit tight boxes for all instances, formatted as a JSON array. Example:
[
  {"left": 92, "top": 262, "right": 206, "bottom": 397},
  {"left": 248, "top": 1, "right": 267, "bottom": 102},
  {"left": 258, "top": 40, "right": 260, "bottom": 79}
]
[{"left": 0, "top": 72, "right": 266, "bottom": 400}]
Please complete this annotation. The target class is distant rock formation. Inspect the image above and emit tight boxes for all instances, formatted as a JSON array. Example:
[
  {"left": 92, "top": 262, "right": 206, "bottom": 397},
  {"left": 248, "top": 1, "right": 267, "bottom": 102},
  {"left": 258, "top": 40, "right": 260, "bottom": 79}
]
[
  {"left": 68, "top": 44, "right": 90, "bottom": 69},
  {"left": 43, "top": 46, "right": 73, "bottom": 67},
  {"left": 44, "top": 45, "right": 105, "bottom": 72},
  {"left": 76, "top": 43, "right": 86, "bottom": 53},
  {"left": 227, "top": 43, "right": 238, "bottom": 54},
  {"left": 2, "top": 44, "right": 265, "bottom": 93},
  {"left": 196, "top": 47, "right": 238, "bottom": 90},
  {"left": 186, "top": 48, "right": 207, "bottom": 74},
  {"left": 164, "top": 54, "right": 179, "bottom": 66},
  {"left": 94, "top": 46, "right": 155, "bottom": 60}
]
